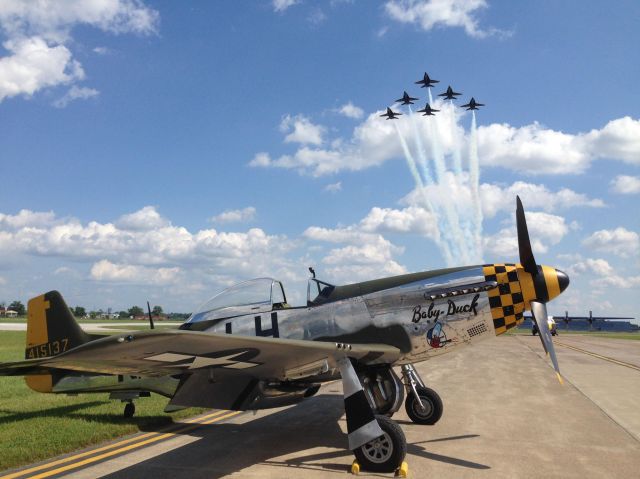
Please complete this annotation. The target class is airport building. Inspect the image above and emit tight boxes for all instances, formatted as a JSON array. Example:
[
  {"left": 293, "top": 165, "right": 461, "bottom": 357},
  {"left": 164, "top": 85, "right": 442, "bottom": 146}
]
[{"left": 520, "top": 318, "right": 638, "bottom": 332}]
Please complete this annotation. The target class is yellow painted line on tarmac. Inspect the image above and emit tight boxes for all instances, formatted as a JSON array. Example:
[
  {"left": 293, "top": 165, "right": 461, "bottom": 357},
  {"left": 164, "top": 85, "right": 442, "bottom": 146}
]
[
  {"left": 556, "top": 341, "right": 640, "bottom": 372},
  {"left": 0, "top": 410, "right": 239, "bottom": 479}
]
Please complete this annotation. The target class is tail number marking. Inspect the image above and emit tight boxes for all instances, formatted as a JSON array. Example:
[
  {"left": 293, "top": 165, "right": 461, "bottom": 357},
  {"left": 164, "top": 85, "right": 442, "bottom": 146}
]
[{"left": 26, "top": 338, "right": 69, "bottom": 358}]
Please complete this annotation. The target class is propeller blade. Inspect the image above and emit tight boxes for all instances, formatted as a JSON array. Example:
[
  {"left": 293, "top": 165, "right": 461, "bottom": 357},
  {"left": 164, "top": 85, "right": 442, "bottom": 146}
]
[
  {"left": 516, "top": 196, "right": 538, "bottom": 276},
  {"left": 536, "top": 323, "right": 548, "bottom": 355},
  {"left": 147, "top": 301, "right": 155, "bottom": 330},
  {"left": 531, "top": 301, "right": 563, "bottom": 384}
]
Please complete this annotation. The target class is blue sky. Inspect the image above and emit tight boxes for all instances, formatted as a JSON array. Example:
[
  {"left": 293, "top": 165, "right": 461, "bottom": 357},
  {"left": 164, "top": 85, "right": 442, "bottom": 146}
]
[{"left": 0, "top": 0, "right": 638, "bottom": 318}]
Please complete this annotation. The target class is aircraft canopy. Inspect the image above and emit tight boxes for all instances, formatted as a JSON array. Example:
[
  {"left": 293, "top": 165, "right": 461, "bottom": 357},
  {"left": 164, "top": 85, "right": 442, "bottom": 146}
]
[{"left": 186, "top": 278, "right": 287, "bottom": 324}]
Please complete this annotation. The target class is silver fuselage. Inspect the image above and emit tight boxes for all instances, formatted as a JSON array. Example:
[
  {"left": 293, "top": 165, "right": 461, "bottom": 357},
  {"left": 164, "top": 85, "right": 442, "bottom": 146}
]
[{"left": 195, "top": 266, "right": 496, "bottom": 367}]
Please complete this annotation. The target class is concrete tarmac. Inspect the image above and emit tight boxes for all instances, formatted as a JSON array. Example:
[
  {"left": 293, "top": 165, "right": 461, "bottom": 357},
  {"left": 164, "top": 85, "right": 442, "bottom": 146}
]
[{"left": 4, "top": 335, "right": 640, "bottom": 478}]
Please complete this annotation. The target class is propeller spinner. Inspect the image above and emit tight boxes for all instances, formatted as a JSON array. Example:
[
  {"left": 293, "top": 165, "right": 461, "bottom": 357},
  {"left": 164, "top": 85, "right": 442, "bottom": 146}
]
[{"left": 516, "top": 196, "right": 570, "bottom": 383}]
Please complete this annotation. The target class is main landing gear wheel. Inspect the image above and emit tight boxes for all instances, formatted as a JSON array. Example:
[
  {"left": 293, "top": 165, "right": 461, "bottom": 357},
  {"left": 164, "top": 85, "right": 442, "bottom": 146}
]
[
  {"left": 123, "top": 402, "right": 135, "bottom": 418},
  {"left": 405, "top": 386, "right": 443, "bottom": 425},
  {"left": 353, "top": 415, "right": 407, "bottom": 473}
]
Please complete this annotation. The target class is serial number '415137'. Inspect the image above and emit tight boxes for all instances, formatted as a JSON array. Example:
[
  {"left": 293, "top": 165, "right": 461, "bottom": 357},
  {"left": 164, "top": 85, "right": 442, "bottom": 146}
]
[{"left": 26, "top": 338, "right": 69, "bottom": 359}]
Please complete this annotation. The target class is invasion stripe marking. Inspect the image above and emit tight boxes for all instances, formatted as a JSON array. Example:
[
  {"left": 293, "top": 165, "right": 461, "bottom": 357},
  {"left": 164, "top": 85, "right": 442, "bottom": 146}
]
[
  {"left": 556, "top": 342, "right": 640, "bottom": 372},
  {"left": 0, "top": 410, "right": 237, "bottom": 479}
]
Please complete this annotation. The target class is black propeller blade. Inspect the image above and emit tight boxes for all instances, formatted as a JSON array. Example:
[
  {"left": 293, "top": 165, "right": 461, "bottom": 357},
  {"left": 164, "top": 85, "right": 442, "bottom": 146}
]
[
  {"left": 516, "top": 196, "right": 563, "bottom": 383},
  {"left": 147, "top": 301, "right": 155, "bottom": 330},
  {"left": 516, "top": 196, "right": 538, "bottom": 276}
]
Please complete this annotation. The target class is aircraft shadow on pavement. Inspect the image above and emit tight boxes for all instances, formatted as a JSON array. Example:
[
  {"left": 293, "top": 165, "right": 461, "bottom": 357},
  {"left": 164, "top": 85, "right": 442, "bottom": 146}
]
[{"left": 100, "top": 394, "right": 490, "bottom": 479}]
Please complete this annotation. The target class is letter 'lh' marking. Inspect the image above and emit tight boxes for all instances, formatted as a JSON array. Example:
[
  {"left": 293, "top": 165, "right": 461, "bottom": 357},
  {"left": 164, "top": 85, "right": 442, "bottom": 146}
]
[{"left": 254, "top": 312, "right": 279, "bottom": 338}]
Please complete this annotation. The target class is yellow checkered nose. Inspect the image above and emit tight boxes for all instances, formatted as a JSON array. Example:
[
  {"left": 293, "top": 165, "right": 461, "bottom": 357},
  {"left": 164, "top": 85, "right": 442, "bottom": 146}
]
[
  {"left": 482, "top": 263, "right": 571, "bottom": 335},
  {"left": 482, "top": 264, "right": 526, "bottom": 334}
]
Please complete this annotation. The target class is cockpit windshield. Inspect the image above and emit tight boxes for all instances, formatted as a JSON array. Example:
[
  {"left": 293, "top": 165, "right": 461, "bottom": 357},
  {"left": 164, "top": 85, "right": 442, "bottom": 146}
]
[
  {"left": 186, "top": 278, "right": 287, "bottom": 324},
  {"left": 307, "top": 278, "right": 335, "bottom": 305}
]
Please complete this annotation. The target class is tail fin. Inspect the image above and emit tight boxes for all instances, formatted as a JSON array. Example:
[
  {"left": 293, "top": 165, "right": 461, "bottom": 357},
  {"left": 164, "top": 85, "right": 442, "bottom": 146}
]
[
  {"left": 26, "top": 291, "right": 91, "bottom": 360},
  {"left": 25, "top": 291, "right": 91, "bottom": 392}
]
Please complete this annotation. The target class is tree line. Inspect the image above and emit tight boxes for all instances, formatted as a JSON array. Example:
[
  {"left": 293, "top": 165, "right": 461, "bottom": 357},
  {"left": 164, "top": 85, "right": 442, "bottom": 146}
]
[{"left": 1, "top": 301, "right": 190, "bottom": 320}]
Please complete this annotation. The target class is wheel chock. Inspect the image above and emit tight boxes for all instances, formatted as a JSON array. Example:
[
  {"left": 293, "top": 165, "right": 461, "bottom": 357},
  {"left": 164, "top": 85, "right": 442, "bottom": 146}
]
[
  {"left": 350, "top": 460, "right": 360, "bottom": 475},
  {"left": 395, "top": 461, "right": 409, "bottom": 477}
]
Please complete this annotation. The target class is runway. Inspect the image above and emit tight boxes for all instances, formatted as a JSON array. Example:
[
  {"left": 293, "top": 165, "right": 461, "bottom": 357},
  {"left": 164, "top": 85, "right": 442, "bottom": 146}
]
[
  {"left": 2, "top": 334, "right": 639, "bottom": 478},
  {"left": 0, "top": 322, "right": 179, "bottom": 333}
]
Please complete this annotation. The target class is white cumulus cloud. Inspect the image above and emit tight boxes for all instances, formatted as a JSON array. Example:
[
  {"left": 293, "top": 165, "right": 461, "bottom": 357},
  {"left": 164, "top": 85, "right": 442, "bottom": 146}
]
[
  {"left": 384, "top": 0, "right": 499, "bottom": 38},
  {"left": 610, "top": 175, "right": 640, "bottom": 195},
  {"left": 0, "top": 207, "right": 304, "bottom": 304},
  {"left": 272, "top": 0, "right": 299, "bottom": 12},
  {"left": 0, "top": 209, "right": 57, "bottom": 229},
  {"left": 211, "top": 207, "right": 256, "bottom": 223},
  {"left": 53, "top": 85, "right": 99, "bottom": 108},
  {"left": 337, "top": 102, "right": 364, "bottom": 119},
  {"left": 90, "top": 259, "right": 181, "bottom": 285},
  {"left": 116, "top": 206, "right": 169, "bottom": 231},
  {"left": 584, "top": 116, "right": 640, "bottom": 165},
  {"left": 0, "top": 37, "right": 83, "bottom": 101},
  {"left": 583, "top": 227, "right": 639, "bottom": 258},
  {"left": 567, "top": 257, "right": 640, "bottom": 290},
  {"left": 483, "top": 211, "right": 570, "bottom": 258},
  {"left": 251, "top": 100, "right": 640, "bottom": 177},
  {"left": 280, "top": 114, "right": 326, "bottom": 145},
  {"left": 0, "top": 0, "right": 159, "bottom": 102},
  {"left": 324, "top": 181, "right": 342, "bottom": 193},
  {"left": 479, "top": 181, "right": 605, "bottom": 218}
]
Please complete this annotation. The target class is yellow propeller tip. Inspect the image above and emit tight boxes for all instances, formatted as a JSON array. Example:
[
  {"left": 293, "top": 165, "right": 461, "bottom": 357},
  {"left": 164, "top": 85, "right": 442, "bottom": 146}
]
[{"left": 556, "top": 372, "right": 564, "bottom": 385}]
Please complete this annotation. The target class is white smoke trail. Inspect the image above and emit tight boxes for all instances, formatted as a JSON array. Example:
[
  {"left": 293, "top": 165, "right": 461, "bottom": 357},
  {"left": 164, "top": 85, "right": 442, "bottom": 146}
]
[
  {"left": 450, "top": 103, "right": 463, "bottom": 176},
  {"left": 434, "top": 91, "right": 479, "bottom": 264},
  {"left": 393, "top": 91, "right": 485, "bottom": 267},
  {"left": 408, "top": 105, "right": 434, "bottom": 184},
  {"left": 393, "top": 119, "right": 423, "bottom": 190},
  {"left": 426, "top": 90, "right": 446, "bottom": 184},
  {"left": 422, "top": 98, "right": 470, "bottom": 264},
  {"left": 469, "top": 111, "right": 483, "bottom": 261},
  {"left": 393, "top": 120, "right": 454, "bottom": 265}
]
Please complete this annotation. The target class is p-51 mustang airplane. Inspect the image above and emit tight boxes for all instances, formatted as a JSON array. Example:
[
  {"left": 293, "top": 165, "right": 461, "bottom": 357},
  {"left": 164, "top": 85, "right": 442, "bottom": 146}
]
[{"left": 0, "top": 198, "right": 568, "bottom": 473}]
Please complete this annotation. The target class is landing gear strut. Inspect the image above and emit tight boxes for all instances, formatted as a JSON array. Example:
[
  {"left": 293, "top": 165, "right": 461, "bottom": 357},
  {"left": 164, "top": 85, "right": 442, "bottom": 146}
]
[
  {"left": 338, "top": 358, "right": 407, "bottom": 474},
  {"left": 401, "top": 364, "right": 443, "bottom": 425},
  {"left": 123, "top": 401, "right": 135, "bottom": 418},
  {"left": 359, "top": 367, "right": 404, "bottom": 417}
]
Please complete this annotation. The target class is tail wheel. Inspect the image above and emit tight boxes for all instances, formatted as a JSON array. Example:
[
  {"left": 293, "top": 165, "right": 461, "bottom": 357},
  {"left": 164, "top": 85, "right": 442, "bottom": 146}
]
[
  {"left": 405, "top": 386, "right": 443, "bottom": 425},
  {"left": 354, "top": 415, "right": 406, "bottom": 473}
]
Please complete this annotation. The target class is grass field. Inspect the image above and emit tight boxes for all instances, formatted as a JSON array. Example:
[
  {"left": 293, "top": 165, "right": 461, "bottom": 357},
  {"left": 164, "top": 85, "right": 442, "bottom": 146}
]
[
  {"left": 0, "top": 317, "right": 184, "bottom": 324},
  {"left": 506, "top": 328, "right": 640, "bottom": 340},
  {"left": 0, "top": 331, "right": 205, "bottom": 472}
]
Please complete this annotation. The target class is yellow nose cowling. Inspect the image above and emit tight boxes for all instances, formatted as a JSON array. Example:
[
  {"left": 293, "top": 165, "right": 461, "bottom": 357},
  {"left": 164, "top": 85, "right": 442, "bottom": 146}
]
[{"left": 516, "top": 264, "right": 570, "bottom": 310}]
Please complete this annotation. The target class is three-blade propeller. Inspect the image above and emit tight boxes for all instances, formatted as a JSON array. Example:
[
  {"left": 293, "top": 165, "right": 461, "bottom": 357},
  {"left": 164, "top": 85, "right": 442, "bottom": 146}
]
[{"left": 516, "top": 196, "right": 563, "bottom": 384}]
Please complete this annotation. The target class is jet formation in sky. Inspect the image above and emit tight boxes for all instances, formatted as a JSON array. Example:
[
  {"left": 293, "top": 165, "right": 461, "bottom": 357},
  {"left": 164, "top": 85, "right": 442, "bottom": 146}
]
[{"left": 380, "top": 71, "right": 484, "bottom": 120}]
